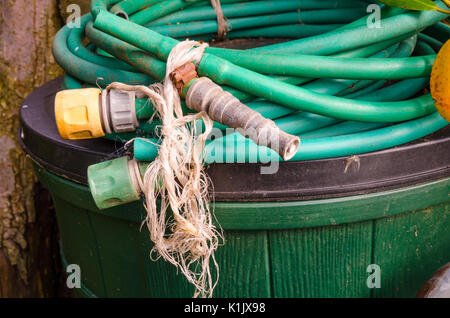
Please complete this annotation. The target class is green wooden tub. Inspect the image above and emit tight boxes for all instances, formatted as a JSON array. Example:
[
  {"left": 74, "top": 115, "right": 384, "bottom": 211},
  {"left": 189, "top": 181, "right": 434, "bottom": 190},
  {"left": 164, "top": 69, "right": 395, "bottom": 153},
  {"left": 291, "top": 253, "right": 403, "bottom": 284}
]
[{"left": 20, "top": 79, "right": 450, "bottom": 298}]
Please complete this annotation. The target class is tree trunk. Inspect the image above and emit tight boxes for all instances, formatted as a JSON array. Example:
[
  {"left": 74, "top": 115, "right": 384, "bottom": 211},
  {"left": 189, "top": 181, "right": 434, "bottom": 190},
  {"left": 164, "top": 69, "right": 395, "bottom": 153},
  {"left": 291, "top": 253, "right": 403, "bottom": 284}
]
[{"left": 0, "top": 0, "right": 88, "bottom": 298}]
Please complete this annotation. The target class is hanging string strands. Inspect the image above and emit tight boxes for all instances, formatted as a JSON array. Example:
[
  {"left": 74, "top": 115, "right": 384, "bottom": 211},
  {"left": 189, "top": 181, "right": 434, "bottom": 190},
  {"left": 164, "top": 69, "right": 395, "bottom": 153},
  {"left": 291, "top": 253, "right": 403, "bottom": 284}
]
[{"left": 106, "top": 40, "right": 221, "bottom": 298}]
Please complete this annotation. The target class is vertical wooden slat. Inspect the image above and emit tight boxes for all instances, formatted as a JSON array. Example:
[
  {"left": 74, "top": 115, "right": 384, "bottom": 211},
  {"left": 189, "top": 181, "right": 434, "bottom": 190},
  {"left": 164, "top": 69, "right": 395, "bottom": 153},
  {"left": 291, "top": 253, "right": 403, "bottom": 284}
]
[
  {"left": 373, "top": 203, "right": 450, "bottom": 298},
  {"left": 88, "top": 212, "right": 151, "bottom": 298},
  {"left": 269, "top": 221, "right": 373, "bottom": 298},
  {"left": 214, "top": 230, "right": 271, "bottom": 298},
  {"left": 52, "top": 198, "right": 107, "bottom": 297}
]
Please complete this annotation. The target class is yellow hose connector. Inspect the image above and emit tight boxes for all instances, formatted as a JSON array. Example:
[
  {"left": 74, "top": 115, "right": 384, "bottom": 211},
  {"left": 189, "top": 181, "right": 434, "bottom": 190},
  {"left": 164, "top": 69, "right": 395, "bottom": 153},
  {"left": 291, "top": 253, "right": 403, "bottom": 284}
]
[
  {"left": 431, "top": 40, "right": 450, "bottom": 122},
  {"left": 55, "top": 88, "right": 105, "bottom": 140}
]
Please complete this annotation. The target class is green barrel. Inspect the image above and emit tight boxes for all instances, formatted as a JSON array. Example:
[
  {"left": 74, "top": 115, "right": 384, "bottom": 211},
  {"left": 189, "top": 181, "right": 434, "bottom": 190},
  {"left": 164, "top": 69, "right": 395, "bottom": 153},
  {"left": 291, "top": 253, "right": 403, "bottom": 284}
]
[{"left": 20, "top": 79, "right": 450, "bottom": 298}]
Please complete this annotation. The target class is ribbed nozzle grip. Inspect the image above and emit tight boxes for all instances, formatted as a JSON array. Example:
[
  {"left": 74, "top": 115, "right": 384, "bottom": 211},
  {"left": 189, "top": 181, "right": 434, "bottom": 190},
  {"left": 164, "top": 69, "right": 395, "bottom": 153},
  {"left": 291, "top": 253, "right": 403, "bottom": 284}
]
[{"left": 185, "top": 77, "right": 300, "bottom": 160}]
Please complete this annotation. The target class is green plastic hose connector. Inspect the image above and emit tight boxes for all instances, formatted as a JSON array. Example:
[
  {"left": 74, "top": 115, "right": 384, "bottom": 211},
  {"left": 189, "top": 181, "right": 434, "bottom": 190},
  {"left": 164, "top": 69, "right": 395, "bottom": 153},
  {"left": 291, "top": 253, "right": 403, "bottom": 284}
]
[{"left": 88, "top": 156, "right": 148, "bottom": 209}]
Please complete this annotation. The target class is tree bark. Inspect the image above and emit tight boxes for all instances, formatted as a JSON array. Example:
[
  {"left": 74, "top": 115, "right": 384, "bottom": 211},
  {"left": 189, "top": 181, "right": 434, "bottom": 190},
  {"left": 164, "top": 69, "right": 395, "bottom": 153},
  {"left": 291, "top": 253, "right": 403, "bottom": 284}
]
[{"left": 0, "top": 0, "right": 88, "bottom": 298}]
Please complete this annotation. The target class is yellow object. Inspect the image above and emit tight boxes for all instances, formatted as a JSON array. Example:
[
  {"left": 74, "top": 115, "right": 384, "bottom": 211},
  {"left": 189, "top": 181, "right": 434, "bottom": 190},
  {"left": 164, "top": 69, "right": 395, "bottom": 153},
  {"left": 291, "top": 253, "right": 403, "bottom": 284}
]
[
  {"left": 55, "top": 88, "right": 105, "bottom": 140},
  {"left": 431, "top": 40, "right": 450, "bottom": 122}
]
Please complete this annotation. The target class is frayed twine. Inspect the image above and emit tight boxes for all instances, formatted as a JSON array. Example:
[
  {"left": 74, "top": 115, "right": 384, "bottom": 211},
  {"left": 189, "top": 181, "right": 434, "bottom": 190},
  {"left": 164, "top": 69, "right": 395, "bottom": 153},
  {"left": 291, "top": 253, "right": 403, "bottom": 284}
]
[{"left": 107, "top": 40, "right": 223, "bottom": 298}]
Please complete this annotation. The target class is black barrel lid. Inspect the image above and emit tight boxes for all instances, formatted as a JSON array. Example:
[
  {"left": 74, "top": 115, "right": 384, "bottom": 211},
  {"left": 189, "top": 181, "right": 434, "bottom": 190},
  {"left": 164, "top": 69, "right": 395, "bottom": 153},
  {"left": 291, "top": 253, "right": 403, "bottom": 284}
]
[{"left": 19, "top": 77, "right": 450, "bottom": 202}]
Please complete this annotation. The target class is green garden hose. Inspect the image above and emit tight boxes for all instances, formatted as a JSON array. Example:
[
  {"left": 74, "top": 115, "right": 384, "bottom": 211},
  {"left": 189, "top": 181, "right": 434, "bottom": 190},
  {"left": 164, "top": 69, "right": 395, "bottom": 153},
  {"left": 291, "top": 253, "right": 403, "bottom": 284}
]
[{"left": 53, "top": 0, "right": 450, "bottom": 163}]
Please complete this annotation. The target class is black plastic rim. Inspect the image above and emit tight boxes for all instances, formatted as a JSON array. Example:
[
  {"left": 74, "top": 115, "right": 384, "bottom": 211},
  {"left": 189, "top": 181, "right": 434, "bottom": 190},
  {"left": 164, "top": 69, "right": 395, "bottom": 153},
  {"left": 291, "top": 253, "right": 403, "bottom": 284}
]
[{"left": 19, "top": 77, "right": 450, "bottom": 202}]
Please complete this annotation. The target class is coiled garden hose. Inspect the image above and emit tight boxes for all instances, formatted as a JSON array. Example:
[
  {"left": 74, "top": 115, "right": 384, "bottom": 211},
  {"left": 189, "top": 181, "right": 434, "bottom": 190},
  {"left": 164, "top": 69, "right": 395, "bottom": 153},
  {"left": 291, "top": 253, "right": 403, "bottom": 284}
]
[{"left": 51, "top": 0, "right": 450, "bottom": 209}]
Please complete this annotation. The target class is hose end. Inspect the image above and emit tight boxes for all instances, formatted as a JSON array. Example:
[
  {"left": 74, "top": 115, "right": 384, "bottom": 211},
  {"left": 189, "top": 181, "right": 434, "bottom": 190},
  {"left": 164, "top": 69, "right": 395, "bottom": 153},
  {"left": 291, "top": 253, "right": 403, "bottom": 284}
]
[
  {"left": 55, "top": 88, "right": 105, "bottom": 140},
  {"left": 114, "top": 10, "right": 129, "bottom": 20},
  {"left": 278, "top": 131, "right": 300, "bottom": 161},
  {"left": 88, "top": 157, "right": 141, "bottom": 210}
]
